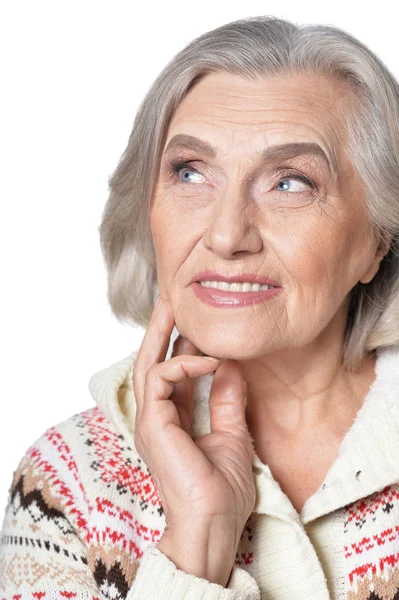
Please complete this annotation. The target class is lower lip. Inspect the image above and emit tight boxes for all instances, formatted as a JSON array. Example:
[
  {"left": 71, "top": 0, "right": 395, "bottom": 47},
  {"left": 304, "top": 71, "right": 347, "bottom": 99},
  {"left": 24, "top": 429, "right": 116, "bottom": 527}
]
[{"left": 191, "top": 282, "right": 282, "bottom": 308}]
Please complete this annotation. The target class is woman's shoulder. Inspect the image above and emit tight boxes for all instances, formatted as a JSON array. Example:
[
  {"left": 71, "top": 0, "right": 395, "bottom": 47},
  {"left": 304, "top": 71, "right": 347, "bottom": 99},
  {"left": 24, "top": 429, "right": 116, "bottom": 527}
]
[
  {"left": 10, "top": 404, "right": 162, "bottom": 517},
  {"left": 1, "top": 405, "right": 165, "bottom": 581}
]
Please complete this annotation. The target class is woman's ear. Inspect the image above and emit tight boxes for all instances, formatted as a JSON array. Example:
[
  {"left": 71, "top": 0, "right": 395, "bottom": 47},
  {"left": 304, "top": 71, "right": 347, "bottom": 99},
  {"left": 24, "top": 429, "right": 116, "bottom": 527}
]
[
  {"left": 376, "top": 234, "right": 392, "bottom": 258},
  {"left": 359, "top": 235, "right": 391, "bottom": 284}
]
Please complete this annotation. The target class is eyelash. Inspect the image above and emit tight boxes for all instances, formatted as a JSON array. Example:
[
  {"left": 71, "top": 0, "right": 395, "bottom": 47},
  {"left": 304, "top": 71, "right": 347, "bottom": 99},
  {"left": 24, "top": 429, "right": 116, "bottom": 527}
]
[{"left": 169, "top": 160, "right": 316, "bottom": 191}]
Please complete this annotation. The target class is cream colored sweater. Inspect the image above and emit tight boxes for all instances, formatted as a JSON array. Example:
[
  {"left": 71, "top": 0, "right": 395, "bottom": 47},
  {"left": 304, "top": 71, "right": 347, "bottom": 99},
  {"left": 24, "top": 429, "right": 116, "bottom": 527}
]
[{"left": 1, "top": 344, "right": 399, "bottom": 599}]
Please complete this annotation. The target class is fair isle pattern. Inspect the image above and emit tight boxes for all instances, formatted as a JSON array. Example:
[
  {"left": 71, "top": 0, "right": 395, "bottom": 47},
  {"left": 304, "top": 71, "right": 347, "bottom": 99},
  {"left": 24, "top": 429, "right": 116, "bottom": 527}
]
[
  {"left": 77, "top": 408, "right": 163, "bottom": 516},
  {"left": 0, "top": 406, "right": 257, "bottom": 600},
  {"left": 234, "top": 516, "right": 255, "bottom": 569},
  {"left": 1, "top": 343, "right": 399, "bottom": 599},
  {"left": 344, "top": 483, "right": 399, "bottom": 599},
  {"left": 0, "top": 409, "right": 161, "bottom": 599},
  {"left": 0, "top": 405, "right": 398, "bottom": 600}
]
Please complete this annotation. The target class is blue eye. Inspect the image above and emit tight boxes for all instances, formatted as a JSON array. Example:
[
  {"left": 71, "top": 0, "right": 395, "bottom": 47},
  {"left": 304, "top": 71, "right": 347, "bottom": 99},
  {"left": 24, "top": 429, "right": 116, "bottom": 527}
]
[
  {"left": 171, "top": 161, "right": 205, "bottom": 183},
  {"left": 275, "top": 176, "right": 314, "bottom": 192},
  {"left": 169, "top": 160, "right": 316, "bottom": 193},
  {"left": 180, "top": 168, "right": 204, "bottom": 183}
]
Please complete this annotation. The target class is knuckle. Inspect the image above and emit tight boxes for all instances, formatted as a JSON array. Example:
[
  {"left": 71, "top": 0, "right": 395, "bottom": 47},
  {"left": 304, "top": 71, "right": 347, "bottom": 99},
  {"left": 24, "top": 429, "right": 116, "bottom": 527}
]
[
  {"left": 171, "top": 355, "right": 189, "bottom": 377},
  {"left": 143, "top": 364, "right": 156, "bottom": 385}
]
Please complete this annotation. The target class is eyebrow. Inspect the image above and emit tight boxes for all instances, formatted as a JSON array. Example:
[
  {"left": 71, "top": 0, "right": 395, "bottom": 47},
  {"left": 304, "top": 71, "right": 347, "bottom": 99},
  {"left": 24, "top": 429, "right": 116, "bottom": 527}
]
[{"left": 163, "top": 133, "right": 337, "bottom": 176}]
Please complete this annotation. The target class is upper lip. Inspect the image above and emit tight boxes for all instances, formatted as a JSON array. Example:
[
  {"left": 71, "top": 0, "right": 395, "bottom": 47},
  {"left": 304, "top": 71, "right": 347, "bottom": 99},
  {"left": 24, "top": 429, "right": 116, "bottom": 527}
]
[{"left": 191, "top": 269, "right": 281, "bottom": 287}]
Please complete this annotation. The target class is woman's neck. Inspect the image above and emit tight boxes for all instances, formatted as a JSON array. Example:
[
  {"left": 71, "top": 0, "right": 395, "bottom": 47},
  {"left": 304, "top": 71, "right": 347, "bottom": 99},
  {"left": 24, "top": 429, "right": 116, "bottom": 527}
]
[{"left": 243, "top": 351, "right": 377, "bottom": 442}]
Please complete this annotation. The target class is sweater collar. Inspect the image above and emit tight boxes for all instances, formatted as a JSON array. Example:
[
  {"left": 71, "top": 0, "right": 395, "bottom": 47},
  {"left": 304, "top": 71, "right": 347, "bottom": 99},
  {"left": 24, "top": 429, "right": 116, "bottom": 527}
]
[{"left": 88, "top": 344, "right": 399, "bottom": 526}]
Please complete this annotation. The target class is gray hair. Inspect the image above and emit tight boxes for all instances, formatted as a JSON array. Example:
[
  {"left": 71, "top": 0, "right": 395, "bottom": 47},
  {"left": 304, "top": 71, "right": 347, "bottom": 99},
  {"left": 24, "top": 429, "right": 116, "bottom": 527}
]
[{"left": 98, "top": 15, "right": 399, "bottom": 372}]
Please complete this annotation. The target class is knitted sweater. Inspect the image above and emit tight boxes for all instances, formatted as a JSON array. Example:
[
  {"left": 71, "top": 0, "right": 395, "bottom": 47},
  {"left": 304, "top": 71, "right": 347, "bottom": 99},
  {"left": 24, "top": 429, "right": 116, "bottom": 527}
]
[{"left": 1, "top": 344, "right": 399, "bottom": 600}]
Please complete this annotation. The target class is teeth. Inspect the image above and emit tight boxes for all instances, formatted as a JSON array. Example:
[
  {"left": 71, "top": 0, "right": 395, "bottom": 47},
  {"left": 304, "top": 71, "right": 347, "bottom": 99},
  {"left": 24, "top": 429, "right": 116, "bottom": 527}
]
[{"left": 199, "top": 281, "right": 276, "bottom": 292}]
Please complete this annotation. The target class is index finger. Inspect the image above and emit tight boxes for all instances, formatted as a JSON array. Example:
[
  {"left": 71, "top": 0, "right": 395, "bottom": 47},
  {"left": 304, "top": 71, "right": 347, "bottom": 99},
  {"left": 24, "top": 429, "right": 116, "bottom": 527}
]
[{"left": 132, "top": 296, "right": 175, "bottom": 415}]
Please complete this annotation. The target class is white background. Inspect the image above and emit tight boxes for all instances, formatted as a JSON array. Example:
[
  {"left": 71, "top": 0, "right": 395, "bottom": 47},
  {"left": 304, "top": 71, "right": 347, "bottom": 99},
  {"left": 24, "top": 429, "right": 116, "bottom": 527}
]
[{"left": 1, "top": 0, "right": 398, "bottom": 518}]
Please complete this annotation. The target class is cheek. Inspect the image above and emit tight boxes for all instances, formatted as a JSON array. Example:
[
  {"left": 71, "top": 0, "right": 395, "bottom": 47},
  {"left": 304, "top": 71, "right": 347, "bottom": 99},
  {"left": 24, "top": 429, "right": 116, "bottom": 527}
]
[
  {"left": 151, "top": 213, "right": 194, "bottom": 287},
  {"left": 274, "top": 224, "right": 353, "bottom": 289},
  {"left": 152, "top": 200, "right": 200, "bottom": 253},
  {"left": 150, "top": 209, "right": 175, "bottom": 257}
]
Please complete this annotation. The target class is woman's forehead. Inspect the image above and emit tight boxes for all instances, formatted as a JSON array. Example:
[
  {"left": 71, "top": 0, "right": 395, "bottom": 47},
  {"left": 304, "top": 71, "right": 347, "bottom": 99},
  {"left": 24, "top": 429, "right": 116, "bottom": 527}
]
[
  {"left": 167, "top": 71, "right": 349, "bottom": 155},
  {"left": 164, "top": 72, "right": 345, "bottom": 171},
  {"left": 175, "top": 70, "right": 348, "bottom": 114}
]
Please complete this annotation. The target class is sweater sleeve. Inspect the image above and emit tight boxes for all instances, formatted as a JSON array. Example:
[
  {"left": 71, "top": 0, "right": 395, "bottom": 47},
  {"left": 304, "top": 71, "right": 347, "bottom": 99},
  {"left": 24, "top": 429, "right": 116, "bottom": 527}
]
[
  {"left": 127, "top": 542, "right": 261, "bottom": 600},
  {"left": 0, "top": 447, "right": 261, "bottom": 600}
]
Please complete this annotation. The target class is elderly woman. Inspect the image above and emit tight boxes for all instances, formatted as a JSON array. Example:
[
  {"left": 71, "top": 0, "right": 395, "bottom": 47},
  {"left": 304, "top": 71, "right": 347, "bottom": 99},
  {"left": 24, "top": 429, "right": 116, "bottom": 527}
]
[{"left": 1, "top": 14, "right": 399, "bottom": 600}]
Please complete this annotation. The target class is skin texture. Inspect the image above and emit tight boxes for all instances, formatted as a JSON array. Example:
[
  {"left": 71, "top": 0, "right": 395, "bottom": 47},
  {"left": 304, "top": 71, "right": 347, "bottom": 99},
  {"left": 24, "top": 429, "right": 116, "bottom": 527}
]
[{"left": 149, "top": 70, "right": 390, "bottom": 510}]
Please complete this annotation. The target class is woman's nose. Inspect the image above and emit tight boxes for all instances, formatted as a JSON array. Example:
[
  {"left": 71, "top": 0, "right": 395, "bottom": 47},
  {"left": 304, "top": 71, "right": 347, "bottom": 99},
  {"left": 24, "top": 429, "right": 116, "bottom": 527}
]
[{"left": 202, "top": 186, "right": 263, "bottom": 259}]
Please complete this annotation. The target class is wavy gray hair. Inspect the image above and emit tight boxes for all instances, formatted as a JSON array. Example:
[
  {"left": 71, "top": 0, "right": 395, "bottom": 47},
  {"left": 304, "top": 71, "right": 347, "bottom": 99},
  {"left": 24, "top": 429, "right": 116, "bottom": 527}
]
[{"left": 98, "top": 15, "right": 399, "bottom": 372}]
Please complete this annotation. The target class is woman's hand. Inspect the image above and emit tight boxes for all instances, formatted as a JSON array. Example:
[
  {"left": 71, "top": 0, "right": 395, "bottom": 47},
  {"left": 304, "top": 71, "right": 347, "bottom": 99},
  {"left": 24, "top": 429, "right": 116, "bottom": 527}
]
[{"left": 132, "top": 294, "right": 256, "bottom": 587}]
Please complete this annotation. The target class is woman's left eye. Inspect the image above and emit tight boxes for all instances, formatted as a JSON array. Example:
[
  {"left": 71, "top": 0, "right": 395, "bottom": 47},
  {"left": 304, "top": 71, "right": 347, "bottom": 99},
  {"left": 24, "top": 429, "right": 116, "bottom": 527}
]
[{"left": 275, "top": 175, "right": 314, "bottom": 192}]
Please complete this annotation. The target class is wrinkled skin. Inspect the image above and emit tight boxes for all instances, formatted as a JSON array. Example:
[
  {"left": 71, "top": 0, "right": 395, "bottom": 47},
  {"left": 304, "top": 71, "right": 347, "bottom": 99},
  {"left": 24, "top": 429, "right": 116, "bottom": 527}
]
[{"left": 149, "top": 70, "right": 390, "bottom": 475}]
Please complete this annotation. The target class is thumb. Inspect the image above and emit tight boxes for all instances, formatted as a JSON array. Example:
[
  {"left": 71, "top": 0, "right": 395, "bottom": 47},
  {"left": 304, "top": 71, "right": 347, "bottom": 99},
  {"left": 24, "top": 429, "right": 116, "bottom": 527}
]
[{"left": 208, "top": 360, "right": 250, "bottom": 439}]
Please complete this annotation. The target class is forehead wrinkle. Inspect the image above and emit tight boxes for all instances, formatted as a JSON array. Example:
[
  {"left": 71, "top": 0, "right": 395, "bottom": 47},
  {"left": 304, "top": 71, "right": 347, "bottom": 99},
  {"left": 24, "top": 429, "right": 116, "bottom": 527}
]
[{"left": 166, "top": 78, "right": 348, "bottom": 175}]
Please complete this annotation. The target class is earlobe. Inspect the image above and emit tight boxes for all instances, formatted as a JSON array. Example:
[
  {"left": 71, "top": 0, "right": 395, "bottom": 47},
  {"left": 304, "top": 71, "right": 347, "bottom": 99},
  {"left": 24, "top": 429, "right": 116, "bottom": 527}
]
[{"left": 359, "top": 271, "right": 376, "bottom": 285}]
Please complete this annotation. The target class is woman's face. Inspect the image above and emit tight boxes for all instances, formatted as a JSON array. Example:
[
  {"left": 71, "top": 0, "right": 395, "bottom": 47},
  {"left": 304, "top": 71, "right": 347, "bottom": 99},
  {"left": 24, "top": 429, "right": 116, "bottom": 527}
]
[{"left": 150, "top": 71, "right": 386, "bottom": 360}]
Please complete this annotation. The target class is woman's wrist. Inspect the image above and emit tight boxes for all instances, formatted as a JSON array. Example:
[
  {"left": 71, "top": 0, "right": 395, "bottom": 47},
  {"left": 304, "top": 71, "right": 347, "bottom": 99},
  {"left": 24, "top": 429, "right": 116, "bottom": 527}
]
[{"left": 156, "top": 520, "right": 238, "bottom": 587}]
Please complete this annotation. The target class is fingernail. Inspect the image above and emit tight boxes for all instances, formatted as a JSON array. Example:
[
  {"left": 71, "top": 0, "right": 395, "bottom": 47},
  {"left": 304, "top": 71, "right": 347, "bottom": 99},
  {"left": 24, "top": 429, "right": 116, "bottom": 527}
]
[{"left": 203, "top": 356, "right": 219, "bottom": 363}]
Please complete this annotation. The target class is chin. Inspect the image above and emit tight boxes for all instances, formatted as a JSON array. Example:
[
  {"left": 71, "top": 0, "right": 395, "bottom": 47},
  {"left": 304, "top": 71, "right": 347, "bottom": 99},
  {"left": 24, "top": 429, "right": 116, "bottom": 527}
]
[{"left": 197, "top": 345, "right": 268, "bottom": 362}]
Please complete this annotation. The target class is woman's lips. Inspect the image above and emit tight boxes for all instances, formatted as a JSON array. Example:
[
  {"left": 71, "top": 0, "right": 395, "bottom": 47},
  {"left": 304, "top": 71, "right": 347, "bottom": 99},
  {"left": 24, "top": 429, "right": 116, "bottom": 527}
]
[
  {"left": 191, "top": 269, "right": 281, "bottom": 287},
  {"left": 191, "top": 281, "right": 282, "bottom": 308}
]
